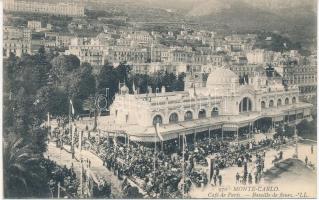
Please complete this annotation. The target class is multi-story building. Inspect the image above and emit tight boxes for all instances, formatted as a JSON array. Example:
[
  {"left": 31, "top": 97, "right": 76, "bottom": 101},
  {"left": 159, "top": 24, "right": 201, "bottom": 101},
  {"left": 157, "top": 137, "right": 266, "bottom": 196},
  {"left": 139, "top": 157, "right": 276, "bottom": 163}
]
[
  {"left": 246, "top": 49, "right": 265, "bottom": 64},
  {"left": 3, "top": 39, "right": 31, "bottom": 57},
  {"left": 27, "top": 20, "right": 41, "bottom": 30},
  {"left": 229, "top": 64, "right": 265, "bottom": 77},
  {"left": 66, "top": 38, "right": 108, "bottom": 66},
  {"left": 3, "top": 26, "right": 31, "bottom": 58},
  {"left": 210, "top": 55, "right": 224, "bottom": 66},
  {"left": 172, "top": 50, "right": 194, "bottom": 63},
  {"left": 56, "top": 35, "right": 74, "bottom": 49},
  {"left": 282, "top": 57, "right": 317, "bottom": 98},
  {"left": 4, "top": 0, "right": 85, "bottom": 17},
  {"left": 131, "top": 63, "right": 187, "bottom": 75},
  {"left": 108, "top": 46, "right": 149, "bottom": 64},
  {"left": 4, "top": 26, "right": 31, "bottom": 41},
  {"left": 127, "top": 31, "right": 154, "bottom": 45},
  {"left": 150, "top": 45, "right": 172, "bottom": 63}
]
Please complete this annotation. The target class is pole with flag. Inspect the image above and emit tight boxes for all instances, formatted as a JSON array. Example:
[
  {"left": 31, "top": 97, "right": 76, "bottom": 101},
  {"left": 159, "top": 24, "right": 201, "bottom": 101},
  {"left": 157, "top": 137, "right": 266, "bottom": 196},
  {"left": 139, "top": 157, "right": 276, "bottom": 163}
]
[
  {"left": 70, "top": 99, "right": 75, "bottom": 159},
  {"left": 47, "top": 112, "right": 50, "bottom": 142},
  {"left": 153, "top": 125, "right": 157, "bottom": 175},
  {"left": 182, "top": 133, "right": 186, "bottom": 198},
  {"left": 132, "top": 81, "right": 136, "bottom": 95},
  {"left": 155, "top": 122, "right": 165, "bottom": 151}
]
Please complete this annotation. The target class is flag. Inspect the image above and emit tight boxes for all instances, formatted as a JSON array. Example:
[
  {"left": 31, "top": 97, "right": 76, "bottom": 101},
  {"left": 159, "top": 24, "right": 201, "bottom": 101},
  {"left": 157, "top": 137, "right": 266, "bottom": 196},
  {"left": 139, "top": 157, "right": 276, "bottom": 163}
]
[
  {"left": 71, "top": 124, "right": 74, "bottom": 152},
  {"left": 183, "top": 134, "right": 187, "bottom": 148},
  {"left": 70, "top": 99, "right": 75, "bottom": 115},
  {"left": 132, "top": 81, "right": 136, "bottom": 94},
  {"left": 47, "top": 112, "right": 50, "bottom": 127},
  {"left": 113, "top": 137, "right": 117, "bottom": 147},
  {"left": 79, "top": 131, "right": 82, "bottom": 151},
  {"left": 155, "top": 123, "right": 164, "bottom": 141}
]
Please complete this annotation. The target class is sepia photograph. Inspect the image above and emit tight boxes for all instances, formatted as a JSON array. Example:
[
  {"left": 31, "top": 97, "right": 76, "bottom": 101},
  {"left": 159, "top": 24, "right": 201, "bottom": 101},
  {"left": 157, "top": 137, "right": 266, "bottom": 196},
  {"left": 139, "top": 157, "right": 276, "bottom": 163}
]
[{"left": 1, "top": 0, "right": 318, "bottom": 198}]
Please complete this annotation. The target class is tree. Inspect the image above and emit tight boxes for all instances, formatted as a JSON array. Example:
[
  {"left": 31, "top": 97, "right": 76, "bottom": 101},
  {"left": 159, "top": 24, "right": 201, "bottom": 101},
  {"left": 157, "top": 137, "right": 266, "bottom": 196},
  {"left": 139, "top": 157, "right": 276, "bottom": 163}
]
[
  {"left": 163, "top": 71, "right": 176, "bottom": 92},
  {"left": 296, "top": 119, "right": 317, "bottom": 140},
  {"left": 123, "top": 185, "right": 143, "bottom": 199},
  {"left": 50, "top": 55, "right": 80, "bottom": 85},
  {"left": 172, "top": 72, "right": 185, "bottom": 91},
  {"left": 76, "top": 63, "right": 96, "bottom": 105},
  {"left": 3, "top": 134, "right": 50, "bottom": 198},
  {"left": 275, "top": 124, "right": 294, "bottom": 138},
  {"left": 97, "top": 64, "right": 118, "bottom": 105},
  {"left": 92, "top": 179, "right": 111, "bottom": 198}
]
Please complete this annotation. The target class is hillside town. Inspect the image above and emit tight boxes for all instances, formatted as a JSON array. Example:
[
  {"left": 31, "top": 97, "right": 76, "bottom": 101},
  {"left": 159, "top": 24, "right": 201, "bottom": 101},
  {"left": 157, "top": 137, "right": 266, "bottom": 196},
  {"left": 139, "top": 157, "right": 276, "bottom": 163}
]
[{"left": 2, "top": 0, "right": 317, "bottom": 199}]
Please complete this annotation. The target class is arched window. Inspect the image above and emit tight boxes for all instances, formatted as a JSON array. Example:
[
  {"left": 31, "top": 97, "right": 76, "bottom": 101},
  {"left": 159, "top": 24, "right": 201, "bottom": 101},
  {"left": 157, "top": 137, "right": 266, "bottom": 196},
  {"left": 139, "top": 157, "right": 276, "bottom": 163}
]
[
  {"left": 169, "top": 113, "right": 179, "bottom": 124},
  {"left": 198, "top": 109, "right": 206, "bottom": 119},
  {"left": 285, "top": 98, "right": 289, "bottom": 105},
  {"left": 239, "top": 97, "right": 252, "bottom": 112},
  {"left": 277, "top": 99, "right": 282, "bottom": 107},
  {"left": 211, "top": 107, "right": 219, "bottom": 117},
  {"left": 292, "top": 97, "right": 296, "bottom": 104},
  {"left": 261, "top": 101, "right": 266, "bottom": 109},
  {"left": 269, "top": 100, "right": 274, "bottom": 107},
  {"left": 184, "top": 111, "right": 193, "bottom": 121},
  {"left": 153, "top": 115, "right": 163, "bottom": 125}
]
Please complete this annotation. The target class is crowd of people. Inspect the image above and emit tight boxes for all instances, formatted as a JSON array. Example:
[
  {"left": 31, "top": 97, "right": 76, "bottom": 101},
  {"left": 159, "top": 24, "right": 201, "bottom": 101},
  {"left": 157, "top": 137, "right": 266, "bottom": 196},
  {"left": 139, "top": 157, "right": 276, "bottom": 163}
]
[
  {"left": 50, "top": 123, "right": 296, "bottom": 198},
  {"left": 41, "top": 159, "right": 79, "bottom": 198}
]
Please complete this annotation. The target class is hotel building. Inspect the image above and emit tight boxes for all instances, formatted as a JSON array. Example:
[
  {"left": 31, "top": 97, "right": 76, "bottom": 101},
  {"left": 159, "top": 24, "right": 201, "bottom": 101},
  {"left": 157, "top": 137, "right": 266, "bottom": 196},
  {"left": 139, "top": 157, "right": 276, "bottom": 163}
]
[{"left": 4, "top": 0, "right": 85, "bottom": 17}]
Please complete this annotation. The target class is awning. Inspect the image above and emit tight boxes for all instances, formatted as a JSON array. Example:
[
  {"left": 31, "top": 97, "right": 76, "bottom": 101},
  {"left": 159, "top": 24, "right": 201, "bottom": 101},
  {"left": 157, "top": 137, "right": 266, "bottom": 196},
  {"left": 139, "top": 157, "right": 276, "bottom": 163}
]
[
  {"left": 273, "top": 116, "right": 284, "bottom": 122},
  {"left": 288, "top": 110, "right": 296, "bottom": 115},
  {"left": 304, "top": 109, "right": 311, "bottom": 116},
  {"left": 209, "top": 125, "right": 222, "bottom": 130},
  {"left": 222, "top": 124, "right": 238, "bottom": 131}
]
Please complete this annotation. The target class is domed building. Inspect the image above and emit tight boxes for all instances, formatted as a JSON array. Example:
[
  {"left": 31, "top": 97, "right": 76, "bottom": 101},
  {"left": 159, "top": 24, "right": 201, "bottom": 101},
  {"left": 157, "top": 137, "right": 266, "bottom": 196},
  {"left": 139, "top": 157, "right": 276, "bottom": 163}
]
[{"left": 99, "top": 67, "right": 313, "bottom": 144}]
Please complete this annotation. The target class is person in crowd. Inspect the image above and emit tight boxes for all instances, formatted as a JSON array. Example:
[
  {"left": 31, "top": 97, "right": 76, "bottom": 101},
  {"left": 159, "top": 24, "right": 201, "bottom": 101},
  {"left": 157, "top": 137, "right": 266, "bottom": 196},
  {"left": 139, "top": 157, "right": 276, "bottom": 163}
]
[
  {"left": 248, "top": 173, "right": 252, "bottom": 185},
  {"left": 218, "top": 175, "right": 222, "bottom": 186},
  {"left": 213, "top": 175, "right": 217, "bottom": 186},
  {"left": 236, "top": 172, "right": 240, "bottom": 184}
]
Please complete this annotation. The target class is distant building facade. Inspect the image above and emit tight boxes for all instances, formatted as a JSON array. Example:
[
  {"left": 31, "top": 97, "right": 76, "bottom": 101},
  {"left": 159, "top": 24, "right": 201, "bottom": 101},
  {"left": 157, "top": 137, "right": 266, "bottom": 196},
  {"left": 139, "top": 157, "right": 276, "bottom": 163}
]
[
  {"left": 27, "top": 20, "right": 41, "bottom": 30},
  {"left": 66, "top": 38, "right": 108, "bottom": 66},
  {"left": 282, "top": 55, "right": 317, "bottom": 98},
  {"left": 3, "top": 26, "right": 31, "bottom": 57},
  {"left": 4, "top": 0, "right": 85, "bottom": 17}
]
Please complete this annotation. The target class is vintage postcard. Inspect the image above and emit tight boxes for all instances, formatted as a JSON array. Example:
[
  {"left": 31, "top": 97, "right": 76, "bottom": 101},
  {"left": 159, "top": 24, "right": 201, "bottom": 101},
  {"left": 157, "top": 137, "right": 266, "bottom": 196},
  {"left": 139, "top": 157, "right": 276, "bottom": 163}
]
[{"left": 2, "top": 0, "right": 317, "bottom": 199}]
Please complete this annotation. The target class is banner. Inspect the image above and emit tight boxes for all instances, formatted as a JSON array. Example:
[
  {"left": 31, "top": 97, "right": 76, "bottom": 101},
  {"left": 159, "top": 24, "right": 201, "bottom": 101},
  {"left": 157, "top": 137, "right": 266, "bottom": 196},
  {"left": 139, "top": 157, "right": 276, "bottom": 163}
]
[{"left": 70, "top": 99, "right": 75, "bottom": 115}]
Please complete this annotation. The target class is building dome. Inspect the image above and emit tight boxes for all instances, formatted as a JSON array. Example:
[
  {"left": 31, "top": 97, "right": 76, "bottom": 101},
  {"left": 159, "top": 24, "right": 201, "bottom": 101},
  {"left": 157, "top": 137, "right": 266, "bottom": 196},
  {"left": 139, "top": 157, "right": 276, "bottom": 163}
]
[{"left": 206, "top": 68, "right": 238, "bottom": 88}]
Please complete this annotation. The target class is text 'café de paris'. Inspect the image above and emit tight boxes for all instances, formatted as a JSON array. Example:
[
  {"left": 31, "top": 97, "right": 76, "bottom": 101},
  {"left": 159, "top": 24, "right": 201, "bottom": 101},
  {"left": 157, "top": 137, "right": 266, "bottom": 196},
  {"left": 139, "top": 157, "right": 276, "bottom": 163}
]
[{"left": 96, "top": 68, "right": 312, "bottom": 145}]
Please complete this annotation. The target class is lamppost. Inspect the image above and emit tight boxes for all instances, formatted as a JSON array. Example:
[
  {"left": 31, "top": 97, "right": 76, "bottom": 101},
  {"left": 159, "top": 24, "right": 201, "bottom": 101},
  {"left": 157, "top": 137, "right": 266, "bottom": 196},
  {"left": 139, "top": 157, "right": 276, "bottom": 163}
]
[
  {"left": 92, "top": 94, "right": 108, "bottom": 131},
  {"left": 249, "top": 122, "right": 252, "bottom": 140},
  {"left": 293, "top": 124, "right": 298, "bottom": 158}
]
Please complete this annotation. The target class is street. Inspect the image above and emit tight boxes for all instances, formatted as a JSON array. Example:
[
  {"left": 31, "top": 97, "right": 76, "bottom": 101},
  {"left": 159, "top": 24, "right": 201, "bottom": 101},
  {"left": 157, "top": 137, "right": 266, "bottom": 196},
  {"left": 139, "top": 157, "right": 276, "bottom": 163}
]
[
  {"left": 45, "top": 142, "right": 124, "bottom": 198},
  {"left": 188, "top": 140, "right": 317, "bottom": 198}
]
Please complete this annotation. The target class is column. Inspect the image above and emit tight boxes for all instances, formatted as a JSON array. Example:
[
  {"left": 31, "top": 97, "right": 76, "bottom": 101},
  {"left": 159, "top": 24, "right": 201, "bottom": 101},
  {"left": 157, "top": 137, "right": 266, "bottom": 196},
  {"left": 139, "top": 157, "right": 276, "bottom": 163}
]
[
  {"left": 236, "top": 126, "right": 239, "bottom": 145},
  {"left": 208, "top": 127, "right": 211, "bottom": 144},
  {"left": 178, "top": 133, "right": 180, "bottom": 151},
  {"left": 221, "top": 127, "right": 224, "bottom": 141},
  {"left": 194, "top": 129, "right": 196, "bottom": 145}
]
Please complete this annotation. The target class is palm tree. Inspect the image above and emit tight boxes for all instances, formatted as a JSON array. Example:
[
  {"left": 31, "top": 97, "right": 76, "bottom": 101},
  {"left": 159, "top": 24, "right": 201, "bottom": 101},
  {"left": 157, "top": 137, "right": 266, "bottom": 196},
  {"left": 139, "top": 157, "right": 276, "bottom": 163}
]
[{"left": 3, "top": 134, "right": 50, "bottom": 198}]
